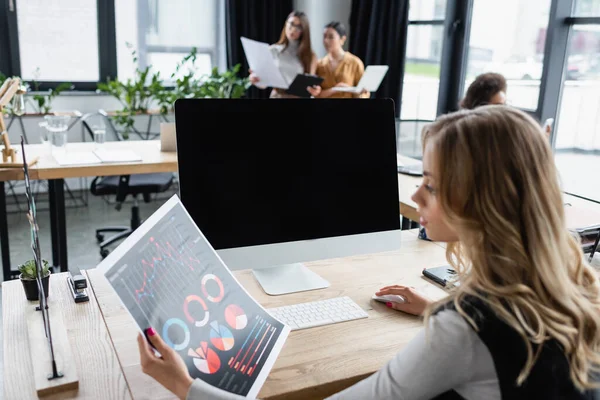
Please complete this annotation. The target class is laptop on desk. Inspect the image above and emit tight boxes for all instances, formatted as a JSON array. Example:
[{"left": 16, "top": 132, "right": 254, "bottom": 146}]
[{"left": 332, "top": 65, "right": 389, "bottom": 94}]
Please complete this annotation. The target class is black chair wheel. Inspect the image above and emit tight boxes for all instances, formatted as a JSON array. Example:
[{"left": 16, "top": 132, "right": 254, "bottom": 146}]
[
  {"left": 96, "top": 233, "right": 104, "bottom": 243},
  {"left": 100, "top": 248, "right": 110, "bottom": 258}
]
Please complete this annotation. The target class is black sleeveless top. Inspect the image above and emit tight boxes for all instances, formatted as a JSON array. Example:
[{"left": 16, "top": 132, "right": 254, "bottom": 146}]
[{"left": 430, "top": 296, "right": 598, "bottom": 400}]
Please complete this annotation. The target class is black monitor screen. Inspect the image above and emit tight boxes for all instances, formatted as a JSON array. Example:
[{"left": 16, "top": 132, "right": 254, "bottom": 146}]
[{"left": 174, "top": 98, "right": 400, "bottom": 250}]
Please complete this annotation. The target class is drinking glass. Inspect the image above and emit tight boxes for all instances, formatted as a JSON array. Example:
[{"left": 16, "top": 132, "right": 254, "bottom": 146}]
[
  {"left": 91, "top": 121, "right": 106, "bottom": 147},
  {"left": 44, "top": 115, "right": 71, "bottom": 155}
]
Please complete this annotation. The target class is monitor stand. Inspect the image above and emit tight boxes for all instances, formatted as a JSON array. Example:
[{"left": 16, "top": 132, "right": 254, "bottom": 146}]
[{"left": 252, "top": 263, "right": 330, "bottom": 296}]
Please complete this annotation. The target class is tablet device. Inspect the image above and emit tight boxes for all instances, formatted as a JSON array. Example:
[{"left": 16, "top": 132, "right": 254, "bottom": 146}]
[
  {"left": 422, "top": 265, "right": 459, "bottom": 287},
  {"left": 286, "top": 74, "right": 324, "bottom": 98}
]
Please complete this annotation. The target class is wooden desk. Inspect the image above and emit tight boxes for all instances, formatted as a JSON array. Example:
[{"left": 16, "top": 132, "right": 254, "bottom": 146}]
[
  {"left": 3, "top": 272, "right": 131, "bottom": 399},
  {"left": 2, "top": 231, "right": 450, "bottom": 399},
  {"left": 0, "top": 141, "right": 177, "bottom": 280}
]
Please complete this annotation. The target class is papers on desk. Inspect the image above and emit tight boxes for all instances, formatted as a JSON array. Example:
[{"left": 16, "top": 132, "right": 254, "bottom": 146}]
[
  {"left": 241, "top": 37, "right": 288, "bottom": 89},
  {"left": 52, "top": 148, "right": 142, "bottom": 165},
  {"left": 93, "top": 148, "right": 142, "bottom": 163},
  {"left": 97, "top": 195, "right": 290, "bottom": 399},
  {"left": 52, "top": 152, "right": 101, "bottom": 166}
]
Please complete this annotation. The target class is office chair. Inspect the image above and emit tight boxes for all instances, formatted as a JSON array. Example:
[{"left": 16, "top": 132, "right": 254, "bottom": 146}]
[{"left": 81, "top": 112, "right": 175, "bottom": 258}]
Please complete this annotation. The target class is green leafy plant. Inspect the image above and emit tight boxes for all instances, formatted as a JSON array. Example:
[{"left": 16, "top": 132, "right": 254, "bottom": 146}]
[
  {"left": 29, "top": 67, "right": 72, "bottom": 114},
  {"left": 97, "top": 44, "right": 163, "bottom": 138},
  {"left": 97, "top": 45, "right": 250, "bottom": 138},
  {"left": 18, "top": 259, "right": 50, "bottom": 280},
  {"left": 195, "top": 64, "right": 250, "bottom": 99}
]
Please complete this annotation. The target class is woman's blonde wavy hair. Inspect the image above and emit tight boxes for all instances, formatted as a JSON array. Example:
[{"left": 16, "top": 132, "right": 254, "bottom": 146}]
[{"left": 421, "top": 105, "right": 600, "bottom": 390}]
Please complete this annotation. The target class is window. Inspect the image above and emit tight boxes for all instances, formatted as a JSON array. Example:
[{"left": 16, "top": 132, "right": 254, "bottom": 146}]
[
  {"left": 573, "top": 0, "right": 600, "bottom": 16},
  {"left": 554, "top": 24, "right": 600, "bottom": 201},
  {"left": 401, "top": 25, "right": 444, "bottom": 121},
  {"left": 16, "top": 0, "right": 100, "bottom": 81},
  {"left": 115, "top": 0, "right": 217, "bottom": 82},
  {"left": 463, "top": 0, "right": 551, "bottom": 110},
  {"left": 398, "top": 0, "right": 447, "bottom": 159},
  {"left": 408, "top": 0, "right": 447, "bottom": 20}
]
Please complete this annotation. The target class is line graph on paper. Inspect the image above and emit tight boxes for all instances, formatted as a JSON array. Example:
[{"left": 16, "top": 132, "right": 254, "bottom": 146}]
[{"left": 102, "top": 198, "right": 289, "bottom": 398}]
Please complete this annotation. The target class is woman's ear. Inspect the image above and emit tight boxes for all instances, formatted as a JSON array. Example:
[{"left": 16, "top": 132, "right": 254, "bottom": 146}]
[{"left": 341, "top": 36, "right": 347, "bottom": 46}]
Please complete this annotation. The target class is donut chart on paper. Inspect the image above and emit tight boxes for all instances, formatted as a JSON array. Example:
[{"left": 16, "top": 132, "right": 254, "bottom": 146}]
[
  {"left": 163, "top": 318, "right": 190, "bottom": 351},
  {"left": 201, "top": 273, "right": 224, "bottom": 302},
  {"left": 183, "top": 294, "right": 210, "bottom": 327},
  {"left": 225, "top": 304, "right": 248, "bottom": 330},
  {"left": 189, "top": 341, "right": 221, "bottom": 374},
  {"left": 210, "top": 321, "right": 235, "bottom": 351}
]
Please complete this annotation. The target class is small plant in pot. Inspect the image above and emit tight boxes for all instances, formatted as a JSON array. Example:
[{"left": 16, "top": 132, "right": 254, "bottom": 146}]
[{"left": 19, "top": 259, "right": 51, "bottom": 301}]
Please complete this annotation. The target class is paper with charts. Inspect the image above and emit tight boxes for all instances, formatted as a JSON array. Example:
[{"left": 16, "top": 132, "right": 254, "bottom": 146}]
[{"left": 98, "top": 195, "right": 290, "bottom": 398}]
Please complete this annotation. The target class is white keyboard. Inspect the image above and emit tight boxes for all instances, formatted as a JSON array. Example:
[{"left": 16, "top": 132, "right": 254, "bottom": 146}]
[{"left": 267, "top": 296, "right": 369, "bottom": 331}]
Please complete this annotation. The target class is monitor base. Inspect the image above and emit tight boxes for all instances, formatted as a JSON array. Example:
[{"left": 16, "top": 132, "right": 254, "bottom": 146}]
[{"left": 252, "top": 263, "right": 330, "bottom": 296}]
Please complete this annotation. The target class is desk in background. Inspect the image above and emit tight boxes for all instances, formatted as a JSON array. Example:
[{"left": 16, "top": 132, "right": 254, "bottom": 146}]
[
  {"left": 0, "top": 141, "right": 177, "bottom": 280},
  {"left": 3, "top": 230, "right": 449, "bottom": 399}
]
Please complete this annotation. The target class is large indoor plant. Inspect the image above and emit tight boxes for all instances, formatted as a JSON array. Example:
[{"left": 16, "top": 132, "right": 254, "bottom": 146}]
[
  {"left": 97, "top": 45, "right": 164, "bottom": 139},
  {"left": 19, "top": 259, "right": 51, "bottom": 300},
  {"left": 98, "top": 46, "right": 250, "bottom": 139}
]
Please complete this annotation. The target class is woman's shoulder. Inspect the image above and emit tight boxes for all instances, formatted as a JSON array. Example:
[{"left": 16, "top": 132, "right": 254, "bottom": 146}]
[
  {"left": 344, "top": 52, "right": 365, "bottom": 67},
  {"left": 317, "top": 54, "right": 329, "bottom": 66}
]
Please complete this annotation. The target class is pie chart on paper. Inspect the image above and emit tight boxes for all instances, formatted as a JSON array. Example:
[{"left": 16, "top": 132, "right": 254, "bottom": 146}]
[
  {"left": 225, "top": 304, "right": 248, "bottom": 330},
  {"left": 210, "top": 321, "right": 235, "bottom": 351},
  {"left": 189, "top": 342, "right": 221, "bottom": 374}
]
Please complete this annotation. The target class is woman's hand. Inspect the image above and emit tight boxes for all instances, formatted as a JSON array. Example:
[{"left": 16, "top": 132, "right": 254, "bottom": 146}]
[
  {"left": 307, "top": 85, "right": 322, "bottom": 97},
  {"left": 376, "top": 285, "right": 433, "bottom": 316},
  {"left": 137, "top": 329, "right": 194, "bottom": 400},
  {"left": 249, "top": 73, "right": 260, "bottom": 85}
]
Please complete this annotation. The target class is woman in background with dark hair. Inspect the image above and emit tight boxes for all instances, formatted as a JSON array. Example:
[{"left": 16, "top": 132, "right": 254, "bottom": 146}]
[
  {"left": 460, "top": 72, "right": 507, "bottom": 109},
  {"left": 307, "top": 21, "right": 369, "bottom": 99},
  {"left": 249, "top": 11, "right": 318, "bottom": 98},
  {"left": 460, "top": 72, "right": 552, "bottom": 137}
]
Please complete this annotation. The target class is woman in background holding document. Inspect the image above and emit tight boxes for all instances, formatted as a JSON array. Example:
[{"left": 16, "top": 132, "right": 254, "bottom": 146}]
[
  {"left": 138, "top": 106, "right": 600, "bottom": 399},
  {"left": 307, "top": 22, "right": 369, "bottom": 99},
  {"left": 249, "top": 11, "right": 318, "bottom": 98}
]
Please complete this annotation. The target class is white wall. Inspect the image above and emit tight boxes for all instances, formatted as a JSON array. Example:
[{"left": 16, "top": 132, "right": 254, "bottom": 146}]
[{"left": 293, "top": 0, "right": 353, "bottom": 58}]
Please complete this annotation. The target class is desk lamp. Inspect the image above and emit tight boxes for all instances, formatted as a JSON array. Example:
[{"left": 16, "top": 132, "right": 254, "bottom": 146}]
[{"left": 0, "top": 78, "right": 37, "bottom": 167}]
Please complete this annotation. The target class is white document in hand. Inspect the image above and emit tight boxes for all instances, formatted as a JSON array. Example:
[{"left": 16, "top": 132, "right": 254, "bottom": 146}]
[{"left": 241, "top": 37, "right": 288, "bottom": 89}]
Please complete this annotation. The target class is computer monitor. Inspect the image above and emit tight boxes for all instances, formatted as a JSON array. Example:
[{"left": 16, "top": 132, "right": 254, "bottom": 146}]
[{"left": 174, "top": 98, "right": 401, "bottom": 295}]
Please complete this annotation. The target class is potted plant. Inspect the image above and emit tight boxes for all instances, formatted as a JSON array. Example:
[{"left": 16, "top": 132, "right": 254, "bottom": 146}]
[
  {"left": 19, "top": 259, "right": 51, "bottom": 301},
  {"left": 97, "top": 44, "right": 164, "bottom": 139}
]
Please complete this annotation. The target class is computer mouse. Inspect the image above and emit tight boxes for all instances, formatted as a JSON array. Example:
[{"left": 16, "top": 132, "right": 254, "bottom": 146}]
[{"left": 372, "top": 294, "right": 406, "bottom": 304}]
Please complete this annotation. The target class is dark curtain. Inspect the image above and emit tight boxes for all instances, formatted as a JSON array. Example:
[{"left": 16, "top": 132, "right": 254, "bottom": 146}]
[
  {"left": 349, "top": 0, "right": 409, "bottom": 115},
  {"left": 225, "top": 0, "right": 293, "bottom": 99}
]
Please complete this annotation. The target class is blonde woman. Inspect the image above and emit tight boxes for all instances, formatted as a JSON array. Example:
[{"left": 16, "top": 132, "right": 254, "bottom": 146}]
[{"left": 137, "top": 106, "right": 600, "bottom": 399}]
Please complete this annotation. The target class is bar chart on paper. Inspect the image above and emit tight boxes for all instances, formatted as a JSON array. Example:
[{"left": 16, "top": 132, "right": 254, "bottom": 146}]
[{"left": 101, "top": 197, "right": 289, "bottom": 398}]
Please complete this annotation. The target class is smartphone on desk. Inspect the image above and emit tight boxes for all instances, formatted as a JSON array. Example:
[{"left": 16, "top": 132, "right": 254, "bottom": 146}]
[{"left": 423, "top": 265, "right": 459, "bottom": 288}]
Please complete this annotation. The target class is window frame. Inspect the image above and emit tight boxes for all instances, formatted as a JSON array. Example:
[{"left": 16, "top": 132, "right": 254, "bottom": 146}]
[
  {"left": 0, "top": 0, "right": 221, "bottom": 91},
  {"left": 399, "top": 0, "right": 449, "bottom": 123}
]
